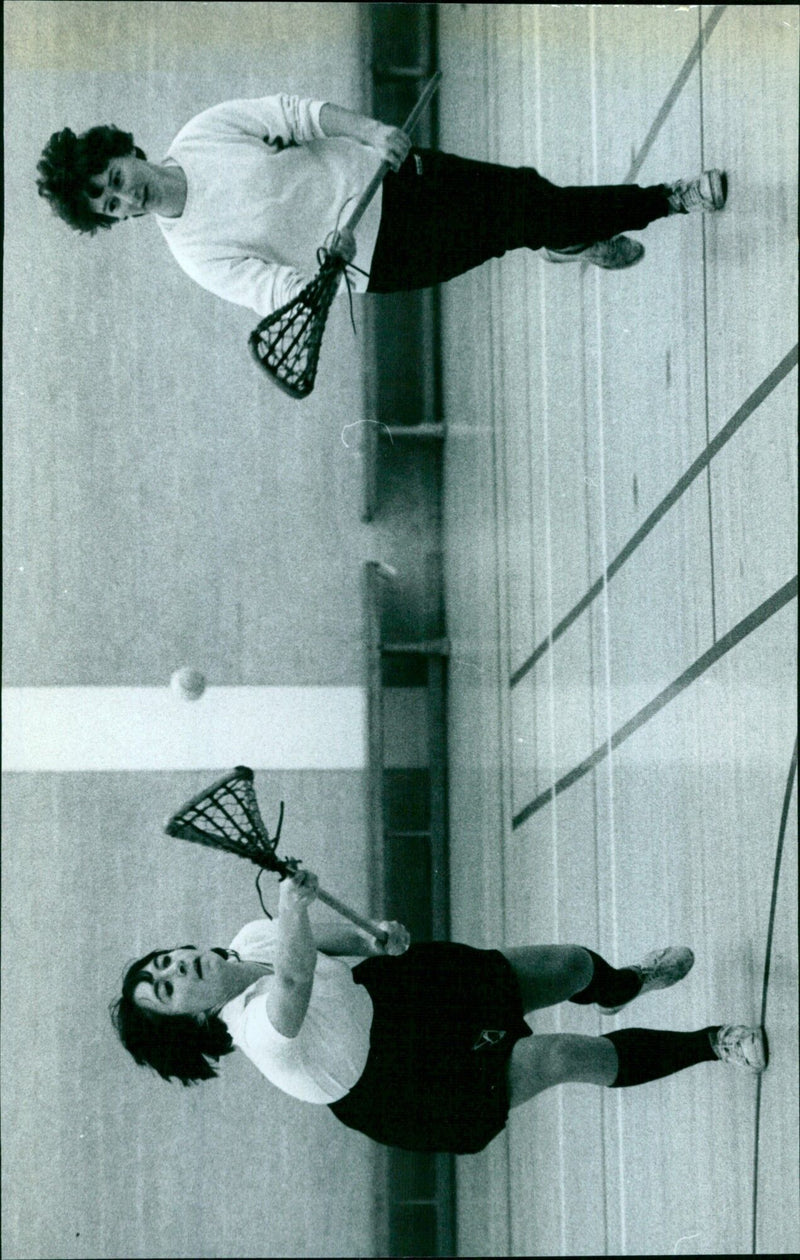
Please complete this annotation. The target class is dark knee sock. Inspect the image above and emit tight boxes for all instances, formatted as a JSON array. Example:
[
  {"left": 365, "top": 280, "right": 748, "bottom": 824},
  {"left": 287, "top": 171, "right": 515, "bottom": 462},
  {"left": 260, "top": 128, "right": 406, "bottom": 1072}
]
[
  {"left": 603, "top": 1027, "right": 721, "bottom": 1087},
  {"left": 569, "top": 949, "right": 643, "bottom": 1008}
]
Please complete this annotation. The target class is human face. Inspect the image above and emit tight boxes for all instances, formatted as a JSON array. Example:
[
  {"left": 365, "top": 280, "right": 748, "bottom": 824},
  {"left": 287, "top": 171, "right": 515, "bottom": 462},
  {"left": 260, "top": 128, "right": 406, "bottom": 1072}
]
[
  {"left": 132, "top": 947, "right": 241, "bottom": 1018},
  {"left": 86, "top": 154, "right": 164, "bottom": 221}
]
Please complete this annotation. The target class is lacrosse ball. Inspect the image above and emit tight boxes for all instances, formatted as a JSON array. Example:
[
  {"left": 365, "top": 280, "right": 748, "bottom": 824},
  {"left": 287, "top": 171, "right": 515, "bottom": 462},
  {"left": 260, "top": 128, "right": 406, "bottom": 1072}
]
[{"left": 170, "top": 667, "right": 206, "bottom": 701}]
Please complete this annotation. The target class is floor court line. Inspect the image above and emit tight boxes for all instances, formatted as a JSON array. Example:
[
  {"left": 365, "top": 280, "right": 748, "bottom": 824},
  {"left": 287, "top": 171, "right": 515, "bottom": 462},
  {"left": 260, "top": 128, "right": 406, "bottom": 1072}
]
[
  {"left": 698, "top": 26, "right": 719, "bottom": 645},
  {"left": 624, "top": 4, "right": 727, "bottom": 185},
  {"left": 510, "top": 344, "right": 799, "bottom": 689},
  {"left": 751, "top": 735, "right": 798, "bottom": 1253},
  {"left": 512, "top": 574, "right": 798, "bottom": 829}
]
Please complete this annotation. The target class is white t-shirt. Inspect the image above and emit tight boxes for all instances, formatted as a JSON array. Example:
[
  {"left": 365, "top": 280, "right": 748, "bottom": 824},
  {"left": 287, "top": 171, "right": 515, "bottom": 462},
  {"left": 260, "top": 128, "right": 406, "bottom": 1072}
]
[
  {"left": 219, "top": 919, "right": 374, "bottom": 1104},
  {"left": 156, "top": 94, "right": 385, "bottom": 317}
]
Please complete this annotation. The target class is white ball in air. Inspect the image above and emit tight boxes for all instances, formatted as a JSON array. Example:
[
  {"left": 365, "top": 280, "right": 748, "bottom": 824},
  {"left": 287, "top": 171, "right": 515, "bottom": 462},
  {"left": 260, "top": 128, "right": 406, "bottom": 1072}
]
[{"left": 170, "top": 667, "right": 207, "bottom": 701}]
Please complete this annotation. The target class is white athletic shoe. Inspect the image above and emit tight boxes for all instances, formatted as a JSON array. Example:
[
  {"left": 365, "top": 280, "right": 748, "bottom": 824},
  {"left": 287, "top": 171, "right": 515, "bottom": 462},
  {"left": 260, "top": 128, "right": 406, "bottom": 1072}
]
[
  {"left": 666, "top": 169, "right": 728, "bottom": 213},
  {"left": 596, "top": 945, "right": 695, "bottom": 1015},
  {"left": 583, "top": 236, "right": 646, "bottom": 269},
  {"left": 543, "top": 235, "right": 645, "bottom": 270},
  {"left": 542, "top": 242, "right": 589, "bottom": 263},
  {"left": 711, "top": 1025, "right": 768, "bottom": 1073}
]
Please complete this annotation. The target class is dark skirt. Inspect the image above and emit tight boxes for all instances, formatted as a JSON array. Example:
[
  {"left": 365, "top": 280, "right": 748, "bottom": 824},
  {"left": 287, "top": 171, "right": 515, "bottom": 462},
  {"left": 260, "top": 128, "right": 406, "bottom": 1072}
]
[{"left": 328, "top": 942, "right": 531, "bottom": 1154}]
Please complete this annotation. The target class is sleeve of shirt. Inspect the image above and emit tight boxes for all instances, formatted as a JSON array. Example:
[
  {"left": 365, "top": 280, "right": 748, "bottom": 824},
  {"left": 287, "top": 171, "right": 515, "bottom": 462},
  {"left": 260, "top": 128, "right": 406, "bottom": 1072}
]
[
  {"left": 226, "top": 920, "right": 296, "bottom": 1042},
  {"left": 190, "top": 95, "right": 328, "bottom": 149},
  {"left": 240, "top": 985, "right": 295, "bottom": 1046},
  {"left": 228, "top": 918, "right": 279, "bottom": 955},
  {"left": 180, "top": 253, "right": 310, "bottom": 317},
  {"left": 196, "top": 253, "right": 348, "bottom": 319}
]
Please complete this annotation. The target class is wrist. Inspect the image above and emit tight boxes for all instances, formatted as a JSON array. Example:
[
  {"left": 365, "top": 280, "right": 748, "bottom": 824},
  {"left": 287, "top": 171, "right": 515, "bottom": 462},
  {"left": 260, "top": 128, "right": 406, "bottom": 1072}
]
[
  {"left": 319, "top": 104, "right": 377, "bottom": 146},
  {"left": 364, "top": 117, "right": 385, "bottom": 147},
  {"left": 278, "top": 893, "right": 307, "bottom": 918}
]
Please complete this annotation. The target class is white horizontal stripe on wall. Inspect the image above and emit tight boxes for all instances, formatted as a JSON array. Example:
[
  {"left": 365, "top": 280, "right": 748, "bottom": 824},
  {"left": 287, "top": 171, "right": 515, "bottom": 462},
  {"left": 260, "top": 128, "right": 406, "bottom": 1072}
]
[{"left": 2, "top": 687, "right": 428, "bottom": 772}]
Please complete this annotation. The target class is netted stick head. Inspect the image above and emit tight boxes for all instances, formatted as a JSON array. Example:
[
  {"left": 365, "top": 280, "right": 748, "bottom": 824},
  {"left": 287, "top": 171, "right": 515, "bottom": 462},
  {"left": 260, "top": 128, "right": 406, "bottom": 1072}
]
[
  {"left": 249, "top": 256, "right": 344, "bottom": 399},
  {"left": 164, "top": 766, "right": 287, "bottom": 873}
]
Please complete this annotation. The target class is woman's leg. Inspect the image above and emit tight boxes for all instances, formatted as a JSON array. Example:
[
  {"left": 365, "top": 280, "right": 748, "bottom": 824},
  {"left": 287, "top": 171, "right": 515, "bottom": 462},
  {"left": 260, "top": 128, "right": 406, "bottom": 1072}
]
[
  {"left": 367, "top": 149, "right": 671, "bottom": 292},
  {"left": 502, "top": 945, "right": 643, "bottom": 1014},
  {"left": 507, "top": 1026, "right": 722, "bottom": 1109},
  {"left": 501, "top": 945, "right": 593, "bottom": 1011},
  {"left": 507, "top": 1033, "right": 618, "bottom": 1107}
]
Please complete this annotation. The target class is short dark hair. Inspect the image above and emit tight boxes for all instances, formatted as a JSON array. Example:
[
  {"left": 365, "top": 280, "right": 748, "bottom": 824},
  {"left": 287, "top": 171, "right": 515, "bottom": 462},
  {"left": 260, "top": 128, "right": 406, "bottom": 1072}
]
[
  {"left": 110, "top": 947, "right": 234, "bottom": 1086},
  {"left": 36, "top": 125, "right": 147, "bottom": 234}
]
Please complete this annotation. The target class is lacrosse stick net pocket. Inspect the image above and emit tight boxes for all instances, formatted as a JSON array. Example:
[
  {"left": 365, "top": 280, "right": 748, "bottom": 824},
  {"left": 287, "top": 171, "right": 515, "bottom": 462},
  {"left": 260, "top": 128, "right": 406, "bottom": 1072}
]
[
  {"left": 164, "top": 765, "right": 286, "bottom": 872},
  {"left": 248, "top": 254, "right": 345, "bottom": 399}
]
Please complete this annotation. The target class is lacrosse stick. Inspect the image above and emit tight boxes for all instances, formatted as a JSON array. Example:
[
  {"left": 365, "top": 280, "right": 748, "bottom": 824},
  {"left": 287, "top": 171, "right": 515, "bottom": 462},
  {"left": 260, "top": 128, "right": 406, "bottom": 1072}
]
[
  {"left": 164, "top": 765, "right": 388, "bottom": 944},
  {"left": 248, "top": 70, "right": 442, "bottom": 399}
]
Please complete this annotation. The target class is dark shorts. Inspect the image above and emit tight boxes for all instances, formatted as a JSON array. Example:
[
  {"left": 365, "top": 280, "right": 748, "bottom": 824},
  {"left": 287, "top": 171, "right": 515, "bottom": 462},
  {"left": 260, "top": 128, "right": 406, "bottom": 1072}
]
[{"left": 328, "top": 942, "right": 531, "bottom": 1154}]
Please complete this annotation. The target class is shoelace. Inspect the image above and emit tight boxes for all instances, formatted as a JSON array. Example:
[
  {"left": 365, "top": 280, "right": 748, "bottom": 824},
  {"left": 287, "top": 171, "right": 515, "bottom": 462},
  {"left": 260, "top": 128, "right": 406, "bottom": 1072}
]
[
  {"left": 670, "top": 178, "right": 706, "bottom": 211},
  {"left": 316, "top": 244, "right": 370, "bottom": 336},
  {"left": 716, "top": 1027, "right": 756, "bottom": 1063},
  {"left": 637, "top": 948, "right": 670, "bottom": 985}
]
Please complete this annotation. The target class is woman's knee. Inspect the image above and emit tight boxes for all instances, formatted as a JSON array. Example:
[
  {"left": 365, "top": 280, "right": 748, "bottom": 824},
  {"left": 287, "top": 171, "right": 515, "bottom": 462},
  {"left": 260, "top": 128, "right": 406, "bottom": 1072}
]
[
  {"left": 507, "top": 1033, "right": 596, "bottom": 1106},
  {"left": 560, "top": 945, "right": 594, "bottom": 992},
  {"left": 534, "top": 945, "right": 594, "bottom": 994},
  {"left": 545, "top": 1033, "right": 618, "bottom": 1087},
  {"left": 508, "top": 1033, "right": 617, "bottom": 1106},
  {"left": 502, "top": 945, "right": 594, "bottom": 1009}
]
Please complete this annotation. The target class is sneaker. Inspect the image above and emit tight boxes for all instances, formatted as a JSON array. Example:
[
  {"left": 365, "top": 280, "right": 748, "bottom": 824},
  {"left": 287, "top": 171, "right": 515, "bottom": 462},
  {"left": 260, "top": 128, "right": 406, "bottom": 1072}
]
[
  {"left": 666, "top": 169, "right": 727, "bottom": 213},
  {"left": 596, "top": 945, "right": 695, "bottom": 1015},
  {"left": 583, "top": 236, "right": 646, "bottom": 269},
  {"left": 711, "top": 1025, "right": 768, "bottom": 1073},
  {"left": 542, "top": 242, "right": 591, "bottom": 263},
  {"left": 543, "top": 235, "right": 645, "bottom": 270}
]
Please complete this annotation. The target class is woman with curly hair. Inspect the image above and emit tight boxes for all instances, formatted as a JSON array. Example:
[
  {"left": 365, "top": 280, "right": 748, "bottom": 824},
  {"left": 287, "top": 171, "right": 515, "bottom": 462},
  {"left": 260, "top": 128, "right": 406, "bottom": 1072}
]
[
  {"left": 37, "top": 92, "right": 727, "bottom": 322},
  {"left": 111, "top": 867, "right": 767, "bottom": 1155},
  {"left": 35, "top": 125, "right": 155, "bottom": 234}
]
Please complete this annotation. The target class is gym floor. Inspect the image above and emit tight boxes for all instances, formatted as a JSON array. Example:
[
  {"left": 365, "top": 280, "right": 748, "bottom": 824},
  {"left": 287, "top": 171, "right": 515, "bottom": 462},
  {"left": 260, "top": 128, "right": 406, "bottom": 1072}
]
[{"left": 435, "top": 6, "right": 798, "bottom": 1255}]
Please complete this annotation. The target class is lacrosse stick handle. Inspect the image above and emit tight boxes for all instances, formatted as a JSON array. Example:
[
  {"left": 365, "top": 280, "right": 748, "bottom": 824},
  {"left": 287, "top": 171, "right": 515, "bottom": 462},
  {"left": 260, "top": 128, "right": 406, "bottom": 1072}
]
[
  {"left": 343, "top": 69, "right": 442, "bottom": 234},
  {"left": 275, "top": 854, "right": 388, "bottom": 944},
  {"left": 315, "top": 886, "right": 389, "bottom": 945}
]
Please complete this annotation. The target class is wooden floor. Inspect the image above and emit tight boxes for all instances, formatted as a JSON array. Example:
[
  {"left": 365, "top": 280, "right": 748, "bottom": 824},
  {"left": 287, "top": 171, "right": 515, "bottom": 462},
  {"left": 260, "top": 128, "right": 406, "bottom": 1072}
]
[{"left": 436, "top": 6, "right": 798, "bottom": 1255}]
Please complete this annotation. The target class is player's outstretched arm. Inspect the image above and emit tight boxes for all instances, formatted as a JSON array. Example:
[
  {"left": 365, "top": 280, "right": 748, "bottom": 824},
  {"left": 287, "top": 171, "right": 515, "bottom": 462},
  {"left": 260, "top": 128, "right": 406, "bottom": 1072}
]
[
  {"left": 266, "top": 869, "right": 319, "bottom": 1037},
  {"left": 314, "top": 920, "right": 411, "bottom": 958}
]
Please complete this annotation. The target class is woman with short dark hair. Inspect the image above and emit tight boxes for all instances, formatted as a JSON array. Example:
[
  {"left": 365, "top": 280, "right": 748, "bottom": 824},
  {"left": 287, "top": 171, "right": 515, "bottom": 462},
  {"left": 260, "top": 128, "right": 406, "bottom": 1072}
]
[
  {"left": 36, "top": 125, "right": 149, "bottom": 235},
  {"left": 112, "top": 868, "right": 767, "bottom": 1155},
  {"left": 38, "top": 91, "right": 727, "bottom": 324}
]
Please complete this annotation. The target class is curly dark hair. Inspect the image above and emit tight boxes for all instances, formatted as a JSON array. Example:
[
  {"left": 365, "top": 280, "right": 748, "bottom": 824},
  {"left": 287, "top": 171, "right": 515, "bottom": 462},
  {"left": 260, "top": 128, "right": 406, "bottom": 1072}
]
[
  {"left": 36, "top": 125, "right": 147, "bottom": 234},
  {"left": 110, "top": 947, "right": 235, "bottom": 1086}
]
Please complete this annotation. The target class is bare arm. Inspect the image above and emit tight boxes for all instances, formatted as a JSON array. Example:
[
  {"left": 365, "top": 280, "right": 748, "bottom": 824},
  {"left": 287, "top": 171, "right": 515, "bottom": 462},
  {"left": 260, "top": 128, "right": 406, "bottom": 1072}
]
[
  {"left": 265, "top": 869, "right": 319, "bottom": 1038},
  {"left": 318, "top": 104, "right": 411, "bottom": 170},
  {"left": 313, "top": 919, "right": 411, "bottom": 958}
]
